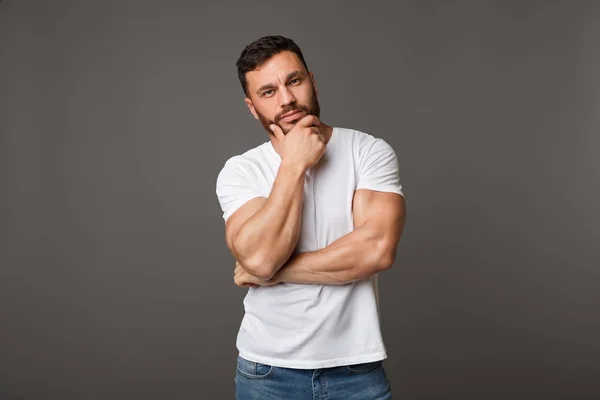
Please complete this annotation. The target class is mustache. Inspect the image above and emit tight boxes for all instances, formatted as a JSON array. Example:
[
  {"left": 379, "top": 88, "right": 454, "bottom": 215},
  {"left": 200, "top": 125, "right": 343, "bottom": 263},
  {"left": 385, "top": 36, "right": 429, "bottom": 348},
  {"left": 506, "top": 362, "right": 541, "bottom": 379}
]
[{"left": 274, "top": 104, "right": 310, "bottom": 122}]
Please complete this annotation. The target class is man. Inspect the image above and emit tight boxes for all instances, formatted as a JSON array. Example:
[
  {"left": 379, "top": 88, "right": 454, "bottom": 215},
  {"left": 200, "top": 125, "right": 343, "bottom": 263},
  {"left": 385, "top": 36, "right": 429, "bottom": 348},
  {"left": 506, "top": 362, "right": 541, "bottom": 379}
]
[{"left": 215, "top": 35, "right": 406, "bottom": 400}]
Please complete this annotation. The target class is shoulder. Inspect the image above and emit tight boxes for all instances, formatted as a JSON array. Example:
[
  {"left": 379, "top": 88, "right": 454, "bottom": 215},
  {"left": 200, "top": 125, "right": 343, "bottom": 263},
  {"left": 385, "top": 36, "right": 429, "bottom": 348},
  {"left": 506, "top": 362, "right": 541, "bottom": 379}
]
[
  {"left": 333, "top": 126, "right": 396, "bottom": 157},
  {"left": 216, "top": 142, "right": 271, "bottom": 187}
]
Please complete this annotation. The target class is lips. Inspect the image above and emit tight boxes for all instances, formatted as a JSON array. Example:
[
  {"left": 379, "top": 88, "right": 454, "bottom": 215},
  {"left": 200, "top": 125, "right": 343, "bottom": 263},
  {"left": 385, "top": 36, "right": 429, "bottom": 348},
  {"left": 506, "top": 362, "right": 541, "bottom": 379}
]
[{"left": 280, "top": 110, "right": 304, "bottom": 122}]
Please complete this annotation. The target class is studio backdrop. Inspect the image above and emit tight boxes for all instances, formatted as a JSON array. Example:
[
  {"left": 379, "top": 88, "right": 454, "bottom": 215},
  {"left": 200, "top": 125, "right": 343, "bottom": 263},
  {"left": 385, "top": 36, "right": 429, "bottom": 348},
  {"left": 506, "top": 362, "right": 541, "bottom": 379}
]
[{"left": 1, "top": 1, "right": 598, "bottom": 399}]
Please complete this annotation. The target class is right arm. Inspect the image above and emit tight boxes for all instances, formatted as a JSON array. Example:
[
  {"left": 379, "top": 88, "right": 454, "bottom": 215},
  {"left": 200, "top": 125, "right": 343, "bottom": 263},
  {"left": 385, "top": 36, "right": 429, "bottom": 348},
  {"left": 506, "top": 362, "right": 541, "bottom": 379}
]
[
  {"left": 222, "top": 115, "right": 324, "bottom": 280},
  {"left": 225, "top": 161, "right": 306, "bottom": 279}
]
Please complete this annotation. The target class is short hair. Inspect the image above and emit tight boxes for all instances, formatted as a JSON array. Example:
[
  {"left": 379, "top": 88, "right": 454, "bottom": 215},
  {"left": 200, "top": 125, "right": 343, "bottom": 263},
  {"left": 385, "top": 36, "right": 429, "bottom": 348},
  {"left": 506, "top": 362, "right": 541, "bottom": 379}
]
[{"left": 236, "top": 35, "right": 310, "bottom": 98}]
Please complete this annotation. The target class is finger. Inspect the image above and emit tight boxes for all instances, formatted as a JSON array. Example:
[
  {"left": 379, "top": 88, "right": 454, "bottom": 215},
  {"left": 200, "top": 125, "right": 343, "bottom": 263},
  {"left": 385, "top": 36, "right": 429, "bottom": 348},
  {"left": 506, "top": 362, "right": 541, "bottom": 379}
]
[
  {"left": 299, "top": 114, "right": 320, "bottom": 128},
  {"left": 308, "top": 126, "right": 324, "bottom": 143},
  {"left": 234, "top": 269, "right": 248, "bottom": 282},
  {"left": 270, "top": 124, "right": 285, "bottom": 141},
  {"left": 237, "top": 275, "right": 256, "bottom": 287},
  {"left": 310, "top": 126, "right": 324, "bottom": 140}
]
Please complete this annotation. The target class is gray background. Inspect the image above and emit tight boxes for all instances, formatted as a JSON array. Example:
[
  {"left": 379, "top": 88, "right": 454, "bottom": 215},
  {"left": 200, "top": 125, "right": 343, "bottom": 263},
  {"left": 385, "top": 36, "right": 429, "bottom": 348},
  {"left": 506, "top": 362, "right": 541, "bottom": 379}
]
[{"left": 1, "top": 0, "right": 599, "bottom": 399}]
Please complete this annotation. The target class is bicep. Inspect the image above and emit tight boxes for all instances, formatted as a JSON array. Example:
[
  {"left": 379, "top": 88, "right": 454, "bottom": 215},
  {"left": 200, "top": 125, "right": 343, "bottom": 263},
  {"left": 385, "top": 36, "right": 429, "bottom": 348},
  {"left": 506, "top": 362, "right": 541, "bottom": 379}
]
[
  {"left": 225, "top": 196, "right": 267, "bottom": 256},
  {"left": 352, "top": 189, "right": 406, "bottom": 245}
]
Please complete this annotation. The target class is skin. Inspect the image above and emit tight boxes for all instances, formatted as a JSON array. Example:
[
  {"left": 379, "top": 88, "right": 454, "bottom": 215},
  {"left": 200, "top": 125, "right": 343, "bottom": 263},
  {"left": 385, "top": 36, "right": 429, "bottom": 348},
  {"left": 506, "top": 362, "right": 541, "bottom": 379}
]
[
  {"left": 243, "top": 50, "right": 329, "bottom": 140},
  {"left": 228, "top": 50, "right": 406, "bottom": 287}
]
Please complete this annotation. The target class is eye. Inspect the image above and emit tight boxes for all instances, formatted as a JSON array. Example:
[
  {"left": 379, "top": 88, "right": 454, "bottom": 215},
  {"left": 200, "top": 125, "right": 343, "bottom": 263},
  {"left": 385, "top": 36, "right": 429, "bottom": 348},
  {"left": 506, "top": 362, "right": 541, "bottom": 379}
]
[
  {"left": 263, "top": 90, "right": 274, "bottom": 97},
  {"left": 289, "top": 78, "right": 300, "bottom": 85}
]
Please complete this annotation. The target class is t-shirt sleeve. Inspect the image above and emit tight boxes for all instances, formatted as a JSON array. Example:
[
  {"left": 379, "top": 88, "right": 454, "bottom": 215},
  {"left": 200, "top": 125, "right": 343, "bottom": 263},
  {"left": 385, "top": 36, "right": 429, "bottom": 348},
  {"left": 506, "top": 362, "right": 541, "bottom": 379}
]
[
  {"left": 215, "top": 159, "right": 266, "bottom": 223},
  {"left": 356, "top": 137, "right": 404, "bottom": 197}
]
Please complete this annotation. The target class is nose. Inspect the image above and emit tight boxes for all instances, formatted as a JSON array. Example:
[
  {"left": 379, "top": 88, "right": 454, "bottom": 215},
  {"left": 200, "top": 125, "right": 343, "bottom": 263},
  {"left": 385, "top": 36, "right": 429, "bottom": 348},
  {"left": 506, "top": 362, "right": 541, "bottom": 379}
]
[{"left": 278, "top": 86, "right": 296, "bottom": 106}]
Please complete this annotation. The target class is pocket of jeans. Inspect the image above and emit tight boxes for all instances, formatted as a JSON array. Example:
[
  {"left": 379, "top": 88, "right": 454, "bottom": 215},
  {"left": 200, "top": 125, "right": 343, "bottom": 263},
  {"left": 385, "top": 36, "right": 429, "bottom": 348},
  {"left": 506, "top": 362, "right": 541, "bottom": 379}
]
[
  {"left": 236, "top": 356, "right": 275, "bottom": 380},
  {"left": 346, "top": 360, "right": 383, "bottom": 374}
]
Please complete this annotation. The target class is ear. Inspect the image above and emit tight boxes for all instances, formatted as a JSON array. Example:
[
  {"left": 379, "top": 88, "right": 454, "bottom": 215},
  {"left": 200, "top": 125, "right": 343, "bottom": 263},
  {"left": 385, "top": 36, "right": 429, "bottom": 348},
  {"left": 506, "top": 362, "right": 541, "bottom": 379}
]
[
  {"left": 244, "top": 97, "right": 259, "bottom": 120},
  {"left": 310, "top": 71, "right": 318, "bottom": 97}
]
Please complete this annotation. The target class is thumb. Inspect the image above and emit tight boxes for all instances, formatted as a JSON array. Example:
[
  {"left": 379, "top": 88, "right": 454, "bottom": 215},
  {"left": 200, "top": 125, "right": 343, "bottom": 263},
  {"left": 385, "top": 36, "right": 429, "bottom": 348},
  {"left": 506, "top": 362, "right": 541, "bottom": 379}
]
[{"left": 270, "top": 124, "right": 284, "bottom": 140}]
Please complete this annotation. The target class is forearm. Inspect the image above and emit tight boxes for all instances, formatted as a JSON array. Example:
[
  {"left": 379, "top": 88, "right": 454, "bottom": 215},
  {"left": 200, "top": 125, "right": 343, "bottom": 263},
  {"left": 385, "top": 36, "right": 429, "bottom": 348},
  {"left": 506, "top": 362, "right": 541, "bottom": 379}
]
[
  {"left": 273, "top": 225, "right": 395, "bottom": 285},
  {"left": 232, "top": 162, "right": 306, "bottom": 278}
]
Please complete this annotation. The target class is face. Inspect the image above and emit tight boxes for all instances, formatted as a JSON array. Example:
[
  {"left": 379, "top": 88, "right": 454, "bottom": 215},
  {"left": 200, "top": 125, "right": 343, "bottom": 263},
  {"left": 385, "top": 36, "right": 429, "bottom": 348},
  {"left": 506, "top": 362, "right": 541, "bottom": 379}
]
[{"left": 244, "top": 50, "right": 321, "bottom": 135}]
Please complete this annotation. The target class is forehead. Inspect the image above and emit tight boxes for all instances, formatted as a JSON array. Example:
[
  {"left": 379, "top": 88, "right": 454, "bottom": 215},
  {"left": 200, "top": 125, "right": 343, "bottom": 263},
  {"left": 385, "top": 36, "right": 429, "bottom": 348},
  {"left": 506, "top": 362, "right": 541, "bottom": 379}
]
[{"left": 245, "top": 51, "right": 306, "bottom": 91}]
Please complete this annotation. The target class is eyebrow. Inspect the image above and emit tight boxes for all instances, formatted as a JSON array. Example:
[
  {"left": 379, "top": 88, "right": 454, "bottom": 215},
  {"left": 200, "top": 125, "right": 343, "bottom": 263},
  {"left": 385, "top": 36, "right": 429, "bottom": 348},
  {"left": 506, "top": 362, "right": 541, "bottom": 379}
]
[{"left": 256, "top": 70, "right": 304, "bottom": 95}]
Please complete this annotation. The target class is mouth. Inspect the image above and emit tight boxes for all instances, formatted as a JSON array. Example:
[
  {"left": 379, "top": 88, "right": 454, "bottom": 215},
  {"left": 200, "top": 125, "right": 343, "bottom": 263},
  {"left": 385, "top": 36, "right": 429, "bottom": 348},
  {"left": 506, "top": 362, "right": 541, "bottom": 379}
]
[{"left": 279, "top": 110, "right": 305, "bottom": 123}]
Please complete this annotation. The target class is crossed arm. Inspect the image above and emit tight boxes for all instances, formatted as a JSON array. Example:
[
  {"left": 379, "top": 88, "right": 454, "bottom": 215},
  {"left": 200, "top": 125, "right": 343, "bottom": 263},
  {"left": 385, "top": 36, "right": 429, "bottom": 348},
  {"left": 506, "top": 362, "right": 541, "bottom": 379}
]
[{"left": 233, "top": 188, "right": 405, "bottom": 286}]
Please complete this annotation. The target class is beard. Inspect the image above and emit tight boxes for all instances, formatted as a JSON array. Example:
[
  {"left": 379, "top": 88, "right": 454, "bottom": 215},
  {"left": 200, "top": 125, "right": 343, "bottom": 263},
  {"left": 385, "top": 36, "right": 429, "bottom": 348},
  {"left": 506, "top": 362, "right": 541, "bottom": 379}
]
[{"left": 256, "top": 86, "right": 321, "bottom": 135}]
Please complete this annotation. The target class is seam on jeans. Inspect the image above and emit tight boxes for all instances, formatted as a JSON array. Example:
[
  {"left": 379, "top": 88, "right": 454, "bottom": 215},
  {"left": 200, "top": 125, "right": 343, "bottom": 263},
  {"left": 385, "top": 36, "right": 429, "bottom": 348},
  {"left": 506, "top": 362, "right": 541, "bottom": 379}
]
[
  {"left": 312, "top": 369, "right": 319, "bottom": 400},
  {"left": 321, "top": 372, "right": 328, "bottom": 400}
]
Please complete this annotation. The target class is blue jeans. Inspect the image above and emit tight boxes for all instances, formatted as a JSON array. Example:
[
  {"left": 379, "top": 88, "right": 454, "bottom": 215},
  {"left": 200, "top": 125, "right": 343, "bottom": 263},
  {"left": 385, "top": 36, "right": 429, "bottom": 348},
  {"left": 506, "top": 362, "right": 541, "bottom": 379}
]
[{"left": 235, "top": 355, "right": 392, "bottom": 400}]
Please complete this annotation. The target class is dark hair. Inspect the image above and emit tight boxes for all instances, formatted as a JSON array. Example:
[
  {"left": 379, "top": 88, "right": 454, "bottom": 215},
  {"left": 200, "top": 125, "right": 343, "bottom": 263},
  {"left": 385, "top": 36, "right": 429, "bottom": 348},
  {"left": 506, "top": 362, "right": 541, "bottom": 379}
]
[{"left": 236, "top": 35, "right": 310, "bottom": 98}]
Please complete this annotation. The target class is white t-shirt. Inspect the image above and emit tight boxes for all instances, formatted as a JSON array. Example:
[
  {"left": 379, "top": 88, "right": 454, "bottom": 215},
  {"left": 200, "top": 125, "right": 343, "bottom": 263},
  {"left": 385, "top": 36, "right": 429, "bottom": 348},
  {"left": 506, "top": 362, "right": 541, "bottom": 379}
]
[{"left": 215, "top": 126, "right": 404, "bottom": 369}]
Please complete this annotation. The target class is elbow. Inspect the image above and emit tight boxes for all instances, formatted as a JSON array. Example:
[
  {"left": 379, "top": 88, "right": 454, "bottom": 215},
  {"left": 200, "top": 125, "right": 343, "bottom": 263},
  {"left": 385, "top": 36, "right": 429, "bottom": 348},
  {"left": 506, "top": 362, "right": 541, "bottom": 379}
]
[
  {"left": 253, "top": 266, "right": 277, "bottom": 281},
  {"left": 377, "top": 254, "right": 395, "bottom": 272},
  {"left": 232, "top": 239, "right": 277, "bottom": 280},
  {"left": 241, "top": 257, "right": 278, "bottom": 280},
  {"left": 353, "top": 249, "right": 395, "bottom": 282},
  {"left": 374, "top": 245, "right": 397, "bottom": 273}
]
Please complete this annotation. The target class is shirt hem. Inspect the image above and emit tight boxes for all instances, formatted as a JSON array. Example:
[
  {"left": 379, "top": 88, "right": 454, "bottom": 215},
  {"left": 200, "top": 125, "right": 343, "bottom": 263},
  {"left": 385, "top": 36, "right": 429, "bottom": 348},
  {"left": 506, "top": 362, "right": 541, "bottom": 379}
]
[
  {"left": 237, "top": 350, "right": 388, "bottom": 370},
  {"left": 355, "top": 184, "right": 404, "bottom": 197}
]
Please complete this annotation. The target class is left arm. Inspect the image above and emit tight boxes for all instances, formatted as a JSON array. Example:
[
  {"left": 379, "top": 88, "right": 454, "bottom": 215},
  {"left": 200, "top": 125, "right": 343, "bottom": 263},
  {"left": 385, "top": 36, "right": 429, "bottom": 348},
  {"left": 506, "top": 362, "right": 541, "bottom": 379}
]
[
  {"left": 234, "top": 189, "right": 405, "bottom": 287},
  {"left": 274, "top": 189, "right": 405, "bottom": 284}
]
